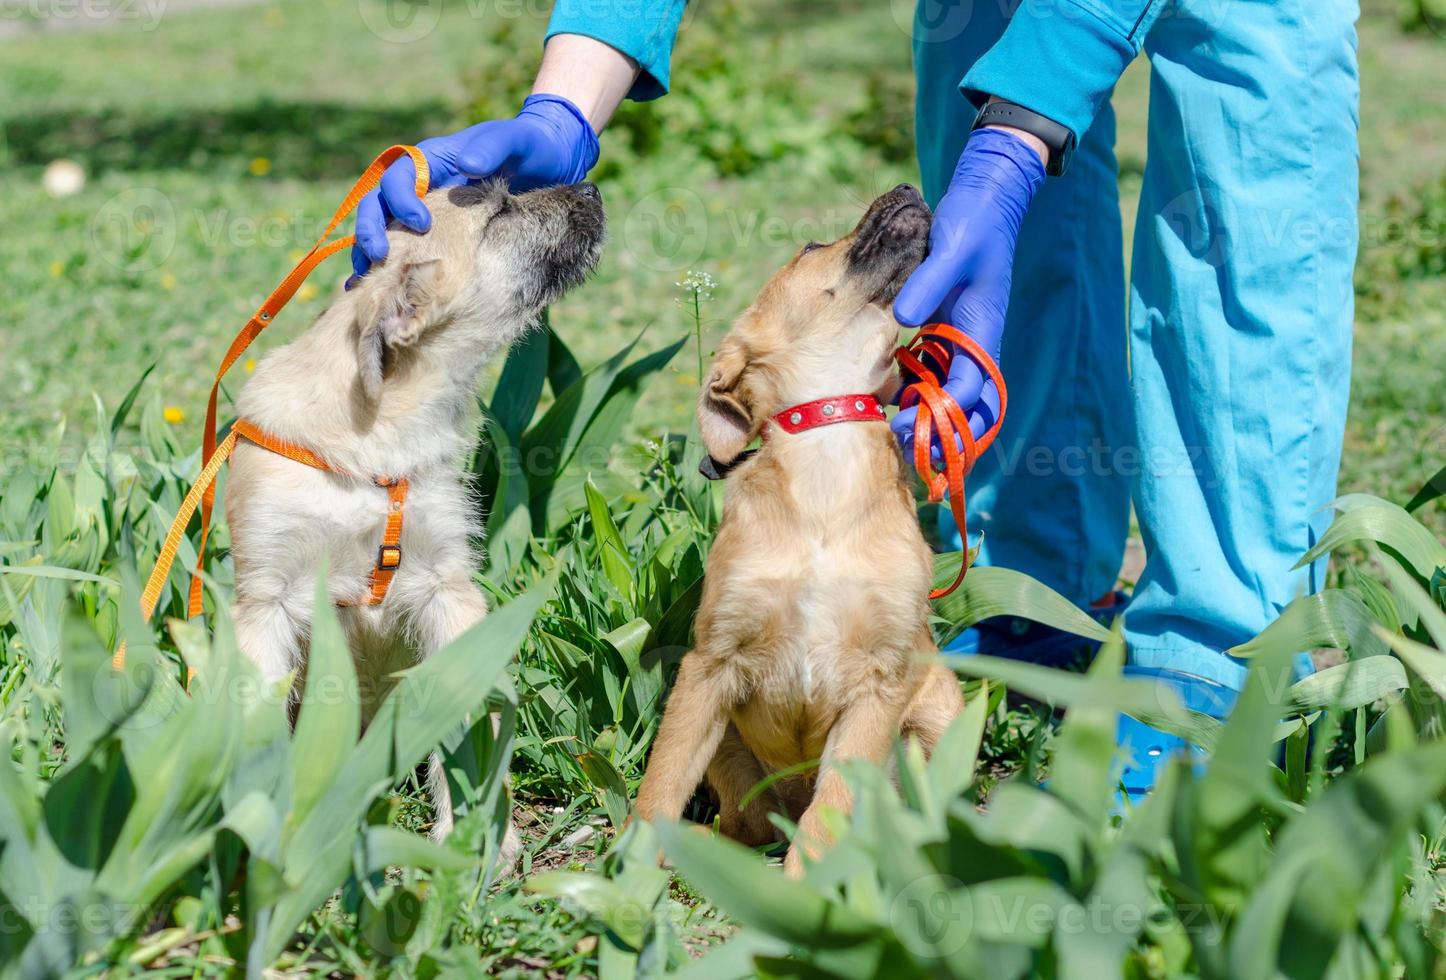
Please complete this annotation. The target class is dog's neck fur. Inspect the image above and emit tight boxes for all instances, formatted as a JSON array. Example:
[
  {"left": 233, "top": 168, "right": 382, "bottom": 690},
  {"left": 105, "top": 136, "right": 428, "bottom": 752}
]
[
  {"left": 731, "top": 421, "right": 907, "bottom": 533},
  {"left": 236, "top": 293, "right": 529, "bottom": 478}
]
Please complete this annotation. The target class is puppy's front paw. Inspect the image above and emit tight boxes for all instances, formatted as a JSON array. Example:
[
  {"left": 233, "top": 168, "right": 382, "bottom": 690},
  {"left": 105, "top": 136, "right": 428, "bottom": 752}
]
[{"left": 782, "top": 844, "right": 807, "bottom": 879}]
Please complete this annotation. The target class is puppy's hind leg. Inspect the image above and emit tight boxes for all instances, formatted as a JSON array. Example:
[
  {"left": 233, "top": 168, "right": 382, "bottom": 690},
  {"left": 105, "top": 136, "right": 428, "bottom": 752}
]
[
  {"left": 900, "top": 663, "right": 966, "bottom": 757},
  {"left": 706, "top": 723, "right": 783, "bottom": 848},
  {"left": 406, "top": 575, "right": 521, "bottom": 868}
]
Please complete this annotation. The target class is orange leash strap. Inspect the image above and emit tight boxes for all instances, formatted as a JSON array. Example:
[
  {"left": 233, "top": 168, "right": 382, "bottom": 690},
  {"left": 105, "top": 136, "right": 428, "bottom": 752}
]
[
  {"left": 115, "top": 428, "right": 240, "bottom": 671},
  {"left": 118, "top": 146, "right": 428, "bottom": 673},
  {"left": 895, "top": 323, "right": 1008, "bottom": 599}
]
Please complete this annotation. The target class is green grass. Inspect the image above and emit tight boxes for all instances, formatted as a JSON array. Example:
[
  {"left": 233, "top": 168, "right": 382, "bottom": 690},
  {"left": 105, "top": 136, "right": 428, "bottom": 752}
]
[{"left": 0, "top": 0, "right": 1443, "bottom": 976}]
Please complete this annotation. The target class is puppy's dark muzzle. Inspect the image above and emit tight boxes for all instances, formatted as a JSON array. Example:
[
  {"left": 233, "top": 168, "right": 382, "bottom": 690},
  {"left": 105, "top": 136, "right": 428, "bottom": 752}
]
[{"left": 847, "top": 184, "right": 931, "bottom": 301}]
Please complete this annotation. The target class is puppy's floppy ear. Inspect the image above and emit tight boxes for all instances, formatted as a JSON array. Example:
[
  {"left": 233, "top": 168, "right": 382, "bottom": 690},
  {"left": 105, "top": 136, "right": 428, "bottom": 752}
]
[
  {"left": 697, "top": 337, "right": 758, "bottom": 462},
  {"left": 356, "top": 259, "right": 442, "bottom": 399}
]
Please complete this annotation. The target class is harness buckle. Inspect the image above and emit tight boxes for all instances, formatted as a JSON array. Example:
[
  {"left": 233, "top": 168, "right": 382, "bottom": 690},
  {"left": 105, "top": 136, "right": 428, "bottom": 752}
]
[{"left": 377, "top": 544, "right": 402, "bottom": 571}]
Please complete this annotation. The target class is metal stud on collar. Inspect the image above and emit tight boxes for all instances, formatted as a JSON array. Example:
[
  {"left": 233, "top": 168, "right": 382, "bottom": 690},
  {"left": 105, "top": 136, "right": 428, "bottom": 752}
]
[
  {"left": 822, "top": 404, "right": 836, "bottom": 417},
  {"left": 855, "top": 400, "right": 866, "bottom": 411},
  {"left": 789, "top": 411, "right": 803, "bottom": 425}
]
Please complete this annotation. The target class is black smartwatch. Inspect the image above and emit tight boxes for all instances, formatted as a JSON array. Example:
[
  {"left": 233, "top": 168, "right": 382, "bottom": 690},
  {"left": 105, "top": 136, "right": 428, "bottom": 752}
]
[{"left": 971, "top": 100, "right": 1075, "bottom": 177}]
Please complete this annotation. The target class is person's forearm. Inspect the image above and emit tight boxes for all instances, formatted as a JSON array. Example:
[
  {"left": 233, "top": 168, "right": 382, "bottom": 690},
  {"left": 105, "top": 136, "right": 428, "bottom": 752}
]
[
  {"left": 981, "top": 96, "right": 1050, "bottom": 170},
  {"left": 533, "top": 33, "right": 640, "bottom": 132}
]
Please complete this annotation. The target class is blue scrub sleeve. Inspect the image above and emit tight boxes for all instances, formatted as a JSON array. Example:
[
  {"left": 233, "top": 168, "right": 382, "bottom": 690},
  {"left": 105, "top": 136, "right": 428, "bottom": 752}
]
[
  {"left": 961, "top": 0, "right": 1164, "bottom": 141},
  {"left": 545, "top": 0, "right": 689, "bottom": 102}
]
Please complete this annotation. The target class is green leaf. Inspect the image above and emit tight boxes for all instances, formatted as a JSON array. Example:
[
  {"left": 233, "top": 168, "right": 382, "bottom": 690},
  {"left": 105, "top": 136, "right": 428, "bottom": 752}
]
[
  {"left": 646, "top": 574, "right": 703, "bottom": 654},
  {"left": 1233, "top": 739, "right": 1446, "bottom": 978},
  {"left": 289, "top": 570, "right": 360, "bottom": 829},
  {"left": 574, "top": 750, "right": 630, "bottom": 830},
  {"left": 522, "top": 332, "right": 643, "bottom": 515},
  {"left": 479, "top": 412, "right": 532, "bottom": 577},
  {"left": 1230, "top": 589, "right": 1390, "bottom": 660},
  {"left": 1373, "top": 551, "right": 1446, "bottom": 650},
  {"left": 0, "top": 563, "right": 117, "bottom": 587},
  {"left": 540, "top": 337, "right": 688, "bottom": 531},
  {"left": 1403, "top": 463, "right": 1446, "bottom": 513},
  {"left": 945, "top": 655, "right": 1205, "bottom": 745},
  {"left": 527, "top": 871, "right": 653, "bottom": 949},
  {"left": 359, "top": 826, "right": 479, "bottom": 874},
  {"left": 926, "top": 680, "right": 988, "bottom": 807},
  {"left": 586, "top": 479, "right": 634, "bottom": 598},
  {"left": 1049, "top": 629, "right": 1126, "bottom": 833},
  {"left": 970, "top": 782, "right": 1091, "bottom": 884},
  {"left": 42, "top": 738, "right": 135, "bottom": 873},
  {"left": 273, "top": 581, "right": 552, "bottom": 963},
  {"left": 1286, "top": 656, "right": 1408, "bottom": 712},
  {"left": 1378, "top": 629, "right": 1446, "bottom": 700},
  {"left": 110, "top": 363, "right": 156, "bottom": 438},
  {"left": 1295, "top": 495, "right": 1446, "bottom": 580},
  {"left": 491, "top": 323, "right": 550, "bottom": 444},
  {"left": 547, "top": 326, "right": 583, "bottom": 396},
  {"left": 931, "top": 565, "right": 1111, "bottom": 643},
  {"left": 1171, "top": 650, "right": 1293, "bottom": 941},
  {"left": 654, "top": 821, "right": 879, "bottom": 948},
  {"left": 966, "top": 876, "right": 1076, "bottom": 946},
  {"left": 669, "top": 930, "right": 789, "bottom": 980}
]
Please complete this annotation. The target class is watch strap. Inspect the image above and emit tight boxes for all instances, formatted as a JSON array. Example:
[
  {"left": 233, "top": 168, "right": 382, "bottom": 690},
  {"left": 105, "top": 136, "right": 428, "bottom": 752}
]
[{"left": 972, "top": 101, "right": 1075, "bottom": 177}]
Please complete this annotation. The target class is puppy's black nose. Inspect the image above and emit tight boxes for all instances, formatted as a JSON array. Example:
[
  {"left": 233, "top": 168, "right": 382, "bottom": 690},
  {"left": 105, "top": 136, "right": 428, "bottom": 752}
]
[
  {"left": 892, "top": 183, "right": 925, "bottom": 206},
  {"left": 576, "top": 182, "right": 602, "bottom": 201}
]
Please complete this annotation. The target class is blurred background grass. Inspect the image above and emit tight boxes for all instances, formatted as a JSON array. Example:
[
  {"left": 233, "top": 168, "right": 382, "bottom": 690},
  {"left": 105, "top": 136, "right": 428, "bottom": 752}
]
[{"left": 0, "top": 0, "right": 1441, "bottom": 517}]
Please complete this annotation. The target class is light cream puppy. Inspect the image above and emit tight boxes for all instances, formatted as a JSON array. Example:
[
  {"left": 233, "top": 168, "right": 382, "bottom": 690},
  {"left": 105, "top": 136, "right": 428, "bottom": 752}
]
[
  {"left": 634, "top": 185, "right": 965, "bottom": 876},
  {"left": 226, "top": 180, "right": 604, "bottom": 849}
]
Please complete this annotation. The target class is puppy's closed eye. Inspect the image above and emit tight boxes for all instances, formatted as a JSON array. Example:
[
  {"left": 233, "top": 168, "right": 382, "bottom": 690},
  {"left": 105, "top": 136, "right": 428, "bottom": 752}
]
[{"left": 801, "top": 241, "right": 825, "bottom": 255}]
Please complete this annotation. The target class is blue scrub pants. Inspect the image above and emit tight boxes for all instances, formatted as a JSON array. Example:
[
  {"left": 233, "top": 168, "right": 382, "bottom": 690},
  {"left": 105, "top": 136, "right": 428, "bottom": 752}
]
[{"left": 915, "top": 0, "right": 1360, "bottom": 688}]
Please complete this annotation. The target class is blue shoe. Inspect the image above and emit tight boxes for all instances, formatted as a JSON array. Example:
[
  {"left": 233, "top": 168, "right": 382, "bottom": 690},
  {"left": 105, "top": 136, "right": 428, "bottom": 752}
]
[
  {"left": 1116, "top": 666, "right": 1238, "bottom": 804},
  {"left": 944, "top": 590, "right": 1130, "bottom": 665}
]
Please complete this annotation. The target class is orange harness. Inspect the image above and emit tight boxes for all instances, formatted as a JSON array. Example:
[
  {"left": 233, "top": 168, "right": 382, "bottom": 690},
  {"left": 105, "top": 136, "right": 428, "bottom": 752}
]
[
  {"left": 228, "top": 419, "right": 411, "bottom": 609},
  {"left": 894, "top": 323, "right": 1008, "bottom": 599},
  {"left": 115, "top": 145, "right": 429, "bottom": 671}
]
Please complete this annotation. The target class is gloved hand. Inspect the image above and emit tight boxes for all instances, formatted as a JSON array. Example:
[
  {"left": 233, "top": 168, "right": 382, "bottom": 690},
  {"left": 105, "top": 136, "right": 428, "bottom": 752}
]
[
  {"left": 891, "top": 127, "right": 1045, "bottom": 458},
  {"left": 350, "top": 93, "right": 600, "bottom": 280}
]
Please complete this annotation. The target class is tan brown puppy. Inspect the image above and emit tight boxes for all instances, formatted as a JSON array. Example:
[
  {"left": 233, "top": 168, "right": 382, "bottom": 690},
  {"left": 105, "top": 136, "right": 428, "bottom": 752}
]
[{"left": 634, "top": 185, "right": 964, "bottom": 876}]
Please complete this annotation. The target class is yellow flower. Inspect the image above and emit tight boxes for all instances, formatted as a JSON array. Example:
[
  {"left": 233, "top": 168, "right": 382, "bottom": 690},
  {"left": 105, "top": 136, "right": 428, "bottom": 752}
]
[
  {"left": 249, "top": 157, "right": 272, "bottom": 177},
  {"left": 298, "top": 283, "right": 318, "bottom": 302},
  {"left": 48, "top": 260, "right": 64, "bottom": 278},
  {"left": 244, "top": 358, "right": 257, "bottom": 374},
  {"left": 163, "top": 406, "right": 186, "bottom": 424},
  {"left": 159, "top": 272, "right": 177, "bottom": 291}
]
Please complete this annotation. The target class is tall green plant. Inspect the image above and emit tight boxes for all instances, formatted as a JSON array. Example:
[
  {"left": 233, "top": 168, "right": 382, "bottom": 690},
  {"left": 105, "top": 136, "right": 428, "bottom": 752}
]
[
  {"left": 539, "top": 471, "right": 1446, "bottom": 978},
  {"left": 0, "top": 566, "right": 548, "bottom": 976}
]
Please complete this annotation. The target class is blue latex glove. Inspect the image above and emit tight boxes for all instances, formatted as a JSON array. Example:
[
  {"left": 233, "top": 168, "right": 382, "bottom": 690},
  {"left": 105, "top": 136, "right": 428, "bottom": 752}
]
[
  {"left": 349, "top": 93, "right": 600, "bottom": 280},
  {"left": 891, "top": 127, "right": 1045, "bottom": 458}
]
